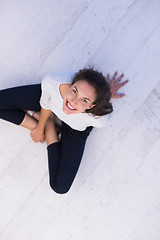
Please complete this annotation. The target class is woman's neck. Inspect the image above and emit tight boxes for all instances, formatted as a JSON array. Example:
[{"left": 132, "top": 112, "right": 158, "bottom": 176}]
[{"left": 59, "top": 83, "right": 71, "bottom": 99}]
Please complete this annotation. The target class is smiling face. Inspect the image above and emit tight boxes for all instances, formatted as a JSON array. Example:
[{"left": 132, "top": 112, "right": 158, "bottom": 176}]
[{"left": 62, "top": 80, "right": 97, "bottom": 115}]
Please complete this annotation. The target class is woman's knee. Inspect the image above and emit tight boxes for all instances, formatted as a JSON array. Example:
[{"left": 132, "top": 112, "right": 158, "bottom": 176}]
[{"left": 49, "top": 179, "right": 71, "bottom": 194}]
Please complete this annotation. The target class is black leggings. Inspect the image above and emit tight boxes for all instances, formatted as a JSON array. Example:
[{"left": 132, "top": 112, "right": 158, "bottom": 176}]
[{"left": 0, "top": 84, "right": 93, "bottom": 194}]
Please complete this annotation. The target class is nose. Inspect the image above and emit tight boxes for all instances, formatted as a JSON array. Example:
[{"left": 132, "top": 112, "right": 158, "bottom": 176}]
[{"left": 71, "top": 96, "right": 78, "bottom": 105}]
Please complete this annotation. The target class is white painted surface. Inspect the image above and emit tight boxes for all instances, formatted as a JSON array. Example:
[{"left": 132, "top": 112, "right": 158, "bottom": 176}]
[{"left": 0, "top": 0, "right": 160, "bottom": 239}]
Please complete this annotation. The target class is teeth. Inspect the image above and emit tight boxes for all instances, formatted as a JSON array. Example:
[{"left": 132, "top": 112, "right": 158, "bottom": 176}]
[{"left": 67, "top": 102, "right": 75, "bottom": 110}]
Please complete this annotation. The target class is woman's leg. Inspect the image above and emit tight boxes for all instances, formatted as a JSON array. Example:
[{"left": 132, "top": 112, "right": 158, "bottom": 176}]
[
  {"left": 0, "top": 84, "right": 41, "bottom": 129},
  {"left": 44, "top": 112, "right": 59, "bottom": 145},
  {"left": 46, "top": 121, "right": 93, "bottom": 194},
  {"left": 24, "top": 110, "right": 93, "bottom": 194},
  {"left": 20, "top": 113, "right": 38, "bottom": 130}
]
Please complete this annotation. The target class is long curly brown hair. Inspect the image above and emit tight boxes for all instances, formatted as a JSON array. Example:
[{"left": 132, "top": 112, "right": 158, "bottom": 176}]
[{"left": 71, "top": 67, "right": 113, "bottom": 116}]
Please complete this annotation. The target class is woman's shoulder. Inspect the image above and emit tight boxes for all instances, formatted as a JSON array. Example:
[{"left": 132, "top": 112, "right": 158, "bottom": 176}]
[{"left": 41, "top": 75, "right": 59, "bottom": 95}]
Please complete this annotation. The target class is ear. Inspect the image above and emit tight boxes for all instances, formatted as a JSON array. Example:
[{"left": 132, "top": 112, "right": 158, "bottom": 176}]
[{"left": 87, "top": 104, "right": 96, "bottom": 110}]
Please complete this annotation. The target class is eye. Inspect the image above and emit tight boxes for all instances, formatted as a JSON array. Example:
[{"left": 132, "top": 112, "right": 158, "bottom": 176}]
[
  {"left": 72, "top": 89, "right": 77, "bottom": 94},
  {"left": 82, "top": 99, "right": 87, "bottom": 103}
]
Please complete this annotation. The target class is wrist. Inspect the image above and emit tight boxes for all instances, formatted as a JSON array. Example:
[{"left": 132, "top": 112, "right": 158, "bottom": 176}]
[{"left": 36, "top": 124, "right": 44, "bottom": 133}]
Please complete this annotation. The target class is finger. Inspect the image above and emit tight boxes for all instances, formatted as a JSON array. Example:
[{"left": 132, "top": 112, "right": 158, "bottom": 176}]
[
  {"left": 114, "top": 93, "right": 125, "bottom": 98},
  {"left": 111, "top": 71, "right": 118, "bottom": 84},
  {"left": 116, "top": 73, "right": 124, "bottom": 84},
  {"left": 117, "top": 80, "right": 129, "bottom": 90},
  {"left": 124, "top": 79, "right": 129, "bottom": 85},
  {"left": 106, "top": 73, "right": 110, "bottom": 83}
]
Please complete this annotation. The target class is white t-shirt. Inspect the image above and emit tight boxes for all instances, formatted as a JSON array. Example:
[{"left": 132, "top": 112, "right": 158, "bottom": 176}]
[{"left": 40, "top": 71, "right": 111, "bottom": 131}]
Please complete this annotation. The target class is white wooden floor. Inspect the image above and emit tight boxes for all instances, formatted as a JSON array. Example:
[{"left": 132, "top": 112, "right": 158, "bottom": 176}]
[{"left": 0, "top": 0, "right": 160, "bottom": 239}]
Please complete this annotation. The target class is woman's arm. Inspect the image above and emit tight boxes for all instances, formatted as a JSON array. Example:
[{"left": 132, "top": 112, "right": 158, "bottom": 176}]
[
  {"left": 37, "top": 107, "right": 51, "bottom": 131},
  {"left": 30, "top": 107, "right": 51, "bottom": 143}
]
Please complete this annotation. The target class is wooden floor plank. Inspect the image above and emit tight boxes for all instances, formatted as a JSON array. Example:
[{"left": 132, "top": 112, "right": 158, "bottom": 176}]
[
  {"left": 0, "top": 174, "right": 29, "bottom": 233},
  {"left": 0, "top": 176, "right": 72, "bottom": 240},
  {"left": 0, "top": 121, "right": 30, "bottom": 175},
  {"left": 0, "top": 0, "right": 32, "bottom": 60},
  {"left": 0, "top": 0, "right": 89, "bottom": 89},
  {"left": 146, "top": 25, "right": 160, "bottom": 56},
  {"left": 125, "top": 220, "right": 160, "bottom": 240},
  {"left": 89, "top": 0, "right": 160, "bottom": 73},
  {"left": 81, "top": 140, "right": 160, "bottom": 240},
  {"left": 11, "top": 0, "right": 50, "bottom": 18},
  {"left": 143, "top": 198, "right": 160, "bottom": 232},
  {"left": 37, "top": 0, "right": 135, "bottom": 75}
]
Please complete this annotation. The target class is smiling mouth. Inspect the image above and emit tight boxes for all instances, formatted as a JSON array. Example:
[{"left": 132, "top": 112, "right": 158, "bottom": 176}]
[{"left": 66, "top": 101, "right": 76, "bottom": 111}]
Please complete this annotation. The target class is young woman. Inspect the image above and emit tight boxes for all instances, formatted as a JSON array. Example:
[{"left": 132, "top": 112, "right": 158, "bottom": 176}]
[{"left": 0, "top": 68, "right": 128, "bottom": 194}]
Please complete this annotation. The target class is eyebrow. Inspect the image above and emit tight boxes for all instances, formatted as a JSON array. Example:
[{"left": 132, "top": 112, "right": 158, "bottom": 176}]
[{"left": 74, "top": 86, "right": 90, "bottom": 102}]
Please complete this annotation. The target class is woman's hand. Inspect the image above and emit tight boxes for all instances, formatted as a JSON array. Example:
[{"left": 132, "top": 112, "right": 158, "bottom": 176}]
[
  {"left": 107, "top": 71, "right": 129, "bottom": 98},
  {"left": 30, "top": 127, "right": 45, "bottom": 143},
  {"left": 30, "top": 108, "right": 52, "bottom": 143}
]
